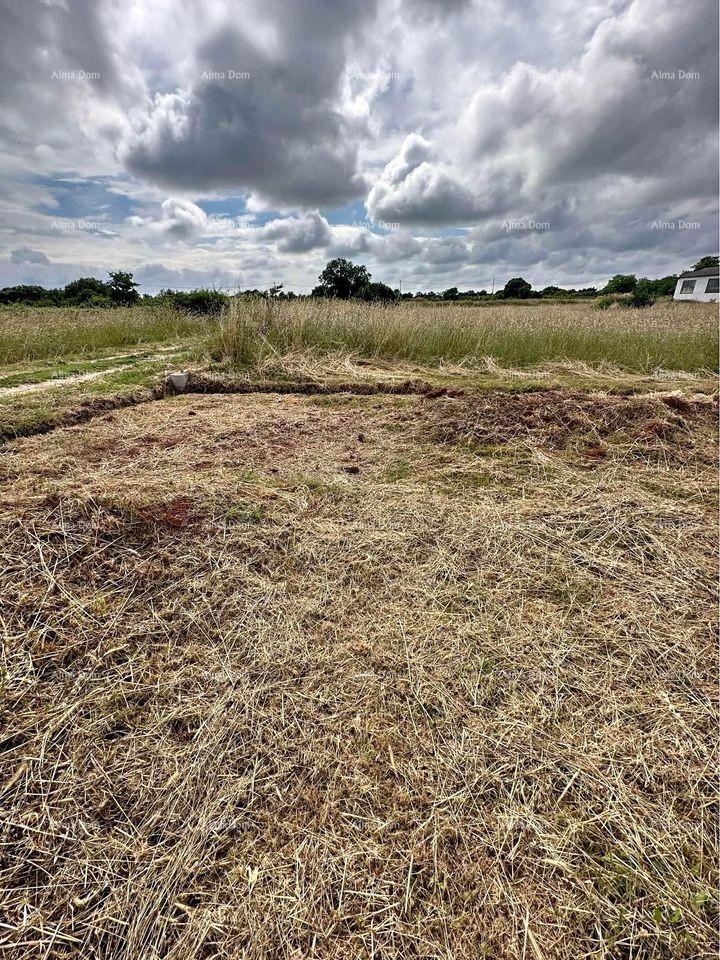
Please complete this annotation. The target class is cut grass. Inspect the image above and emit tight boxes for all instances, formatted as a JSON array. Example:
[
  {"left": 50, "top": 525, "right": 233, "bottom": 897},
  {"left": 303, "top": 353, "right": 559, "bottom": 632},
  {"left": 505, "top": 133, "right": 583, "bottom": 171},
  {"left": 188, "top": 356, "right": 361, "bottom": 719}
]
[
  {"left": 0, "top": 387, "right": 717, "bottom": 958},
  {"left": 0, "top": 301, "right": 717, "bottom": 955},
  {"left": 212, "top": 297, "right": 719, "bottom": 373}
]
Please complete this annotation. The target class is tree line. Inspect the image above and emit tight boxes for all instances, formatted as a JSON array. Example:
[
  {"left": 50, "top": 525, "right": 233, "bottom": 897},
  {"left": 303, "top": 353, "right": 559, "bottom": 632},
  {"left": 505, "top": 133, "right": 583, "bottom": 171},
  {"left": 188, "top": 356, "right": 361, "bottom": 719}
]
[{"left": 0, "top": 256, "right": 716, "bottom": 311}]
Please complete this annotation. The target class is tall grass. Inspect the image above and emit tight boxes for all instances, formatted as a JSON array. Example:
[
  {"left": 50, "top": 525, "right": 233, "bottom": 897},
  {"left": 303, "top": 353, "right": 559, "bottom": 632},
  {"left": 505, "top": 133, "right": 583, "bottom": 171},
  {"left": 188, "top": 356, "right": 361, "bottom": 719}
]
[
  {"left": 0, "top": 304, "right": 214, "bottom": 364},
  {"left": 213, "top": 297, "right": 718, "bottom": 373}
]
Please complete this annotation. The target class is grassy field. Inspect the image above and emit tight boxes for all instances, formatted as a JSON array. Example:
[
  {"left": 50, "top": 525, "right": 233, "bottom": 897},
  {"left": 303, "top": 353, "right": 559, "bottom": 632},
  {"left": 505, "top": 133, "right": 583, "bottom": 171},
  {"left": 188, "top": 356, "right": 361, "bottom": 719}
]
[
  {"left": 0, "top": 303, "right": 210, "bottom": 365},
  {"left": 1, "top": 298, "right": 717, "bottom": 372},
  {"left": 212, "top": 298, "right": 718, "bottom": 373},
  {"left": 0, "top": 301, "right": 717, "bottom": 957}
]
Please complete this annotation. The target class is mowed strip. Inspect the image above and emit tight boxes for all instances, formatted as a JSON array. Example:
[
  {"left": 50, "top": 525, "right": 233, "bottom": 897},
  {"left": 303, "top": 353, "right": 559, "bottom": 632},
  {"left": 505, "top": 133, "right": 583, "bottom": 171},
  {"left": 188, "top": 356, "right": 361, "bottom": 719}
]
[{"left": 0, "top": 390, "right": 717, "bottom": 959}]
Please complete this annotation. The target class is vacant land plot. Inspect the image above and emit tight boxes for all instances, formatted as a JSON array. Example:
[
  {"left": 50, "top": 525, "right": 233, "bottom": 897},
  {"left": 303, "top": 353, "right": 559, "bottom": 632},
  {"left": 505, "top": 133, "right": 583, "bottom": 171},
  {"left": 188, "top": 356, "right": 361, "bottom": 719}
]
[
  {"left": 1, "top": 375, "right": 717, "bottom": 958},
  {"left": 2, "top": 298, "right": 715, "bottom": 443}
]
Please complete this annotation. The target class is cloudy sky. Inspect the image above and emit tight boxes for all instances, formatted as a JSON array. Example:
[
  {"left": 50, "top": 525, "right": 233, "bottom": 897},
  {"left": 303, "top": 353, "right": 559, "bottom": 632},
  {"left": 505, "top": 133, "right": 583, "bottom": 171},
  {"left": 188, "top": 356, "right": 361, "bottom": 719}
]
[{"left": 0, "top": 0, "right": 717, "bottom": 293}]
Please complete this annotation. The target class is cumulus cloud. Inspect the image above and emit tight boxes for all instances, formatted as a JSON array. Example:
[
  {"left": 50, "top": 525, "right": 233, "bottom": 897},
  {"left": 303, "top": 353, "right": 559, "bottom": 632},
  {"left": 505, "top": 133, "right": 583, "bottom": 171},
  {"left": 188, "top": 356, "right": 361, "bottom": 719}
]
[
  {"left": 0, "top": 0, "right": 716, "bottom": 291},
  {"left": 422, "top": 238, "right": 470, "bottom": 264},
  {"left": 119, "top": 1, "right": 376, "bottom": 208},
  {"left": 366, "top": 0, "right": 717, "bottom": 249},
  {"left": 366, "top": 135, "right": 490, "bottom": 226},
  {"left": 126, "top": 198, "right": 209, "bottom": 239},
  {"left": 126, "top": 198, "right": 248, "bottom": 242},
  {"left": 261, "top": 212, "right": 332, "bottom": 253}
]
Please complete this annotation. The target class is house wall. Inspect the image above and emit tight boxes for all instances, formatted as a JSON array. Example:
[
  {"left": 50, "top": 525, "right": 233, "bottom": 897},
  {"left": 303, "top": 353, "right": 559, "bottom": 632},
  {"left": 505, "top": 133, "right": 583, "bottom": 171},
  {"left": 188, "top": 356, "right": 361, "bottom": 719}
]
[{"left": 673, "top": 276, "right": 720, "bottom": 302}]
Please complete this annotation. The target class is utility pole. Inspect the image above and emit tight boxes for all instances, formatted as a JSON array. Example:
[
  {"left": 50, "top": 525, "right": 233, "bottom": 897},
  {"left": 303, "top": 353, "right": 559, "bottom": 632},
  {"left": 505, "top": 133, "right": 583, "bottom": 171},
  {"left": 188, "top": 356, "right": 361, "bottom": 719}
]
[{"left": 491, "top": 277, "right": 495, "bottom": 294}]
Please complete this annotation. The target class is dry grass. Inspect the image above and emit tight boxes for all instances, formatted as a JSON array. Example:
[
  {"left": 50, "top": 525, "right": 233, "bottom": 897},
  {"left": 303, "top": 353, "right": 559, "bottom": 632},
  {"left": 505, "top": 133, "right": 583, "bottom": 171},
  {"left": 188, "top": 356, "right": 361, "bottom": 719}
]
[
  {"left": 0, "top": 383, "right": 717, "bottom": 958},
  {"left": 212, "top": 297, "right": 718, "bottom": 373},
  {"left": 0, "top": 304, "right": 209, "bottom": 365}
]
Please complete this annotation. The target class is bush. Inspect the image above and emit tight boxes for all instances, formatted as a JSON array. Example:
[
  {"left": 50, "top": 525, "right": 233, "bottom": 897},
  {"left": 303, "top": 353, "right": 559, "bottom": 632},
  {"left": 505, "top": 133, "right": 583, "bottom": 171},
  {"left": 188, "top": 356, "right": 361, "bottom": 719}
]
[
  {"left": 165, "top": 289, "right": 229, "bottom": 315},
  {"left": 594, "top": 296, "right": 616, "bottom": 311},
  {"left": 628, "top": 280, "right": 655, "bottom": 308},
  {"left": 62, "top": 277, "right": 111, "bottom": 305},
  {"left": 594, "top": 293, "right": 635, "bottom": 310},
  {"left": 603, "top": 274, "right": 637, "bottom": 294}
]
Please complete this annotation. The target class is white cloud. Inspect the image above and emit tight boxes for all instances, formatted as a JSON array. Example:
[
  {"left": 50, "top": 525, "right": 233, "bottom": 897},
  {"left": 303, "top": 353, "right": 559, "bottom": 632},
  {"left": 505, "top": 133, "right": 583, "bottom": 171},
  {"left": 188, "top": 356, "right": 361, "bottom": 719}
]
[
  {"left": 0, "top": 0, "right": 716, "bottom": 292},
  {"left": 261, "top": 212, "right": 332, "bottom": 253}
]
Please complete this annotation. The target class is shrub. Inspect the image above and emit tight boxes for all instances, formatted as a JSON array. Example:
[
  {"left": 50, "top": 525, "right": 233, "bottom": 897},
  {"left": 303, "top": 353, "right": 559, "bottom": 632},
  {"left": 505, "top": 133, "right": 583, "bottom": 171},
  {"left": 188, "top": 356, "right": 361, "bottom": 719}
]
[
  {"left": 628, "top": 280, "right": 656, "bottom": 308},
  {"left": 0, "top": 285, "right": 63, "bottom": 305},
  {"left": 594, "top": 296, "right": 615, "bottom": 311},
  {"left": 603, "top": 274, "right": 637, "bottom": 294},
  {"left": 166, "top": 289, "right": 229, "bottom": 315}
]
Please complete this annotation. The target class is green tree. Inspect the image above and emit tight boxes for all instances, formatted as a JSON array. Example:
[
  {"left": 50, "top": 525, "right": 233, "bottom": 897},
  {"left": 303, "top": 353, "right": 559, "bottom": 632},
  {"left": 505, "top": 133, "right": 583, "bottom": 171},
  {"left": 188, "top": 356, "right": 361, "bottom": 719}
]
[
  {"left": 357, "top": 281, "right": 398, "bottom": 303},
  {"left": 603, "top": 274, "right": 637, "bottom": 294},
  {"left": 502, "top": 277, "right": 532, "bottom": 299},
  {"left": 63, "top": 277, "right": 111, "bottom": 304},
  {"left": 691, "top": 255, "right": 719, "bottom": 271},
  {"left": 650, "top": 275, "right": 678, "bottom": 297},
  {"left": 316, "top": 258, "right": 371, "bottom": 299},
  {"left": 108, "top": 271, "right": 140, "bottom": 306},
  {"left": 442, "top": 287, "right": 459, "bottom": 301}
]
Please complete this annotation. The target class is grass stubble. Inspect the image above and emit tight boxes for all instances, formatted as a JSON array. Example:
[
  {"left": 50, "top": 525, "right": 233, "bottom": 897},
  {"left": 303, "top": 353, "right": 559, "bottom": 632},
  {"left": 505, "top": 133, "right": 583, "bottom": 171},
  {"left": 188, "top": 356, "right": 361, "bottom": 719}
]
[{"left": 0, "top": 374, "right": 717, "bottom": 957}]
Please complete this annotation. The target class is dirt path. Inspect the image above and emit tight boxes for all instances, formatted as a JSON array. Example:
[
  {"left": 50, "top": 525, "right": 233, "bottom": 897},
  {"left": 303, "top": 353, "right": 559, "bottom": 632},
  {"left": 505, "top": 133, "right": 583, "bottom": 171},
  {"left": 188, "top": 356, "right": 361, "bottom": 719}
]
[
  {"left": 0, "top": 346, "right": 190, "bottom": 399},
  {"left": 0, "top": 366, "right": 130, "bottom": 398}
]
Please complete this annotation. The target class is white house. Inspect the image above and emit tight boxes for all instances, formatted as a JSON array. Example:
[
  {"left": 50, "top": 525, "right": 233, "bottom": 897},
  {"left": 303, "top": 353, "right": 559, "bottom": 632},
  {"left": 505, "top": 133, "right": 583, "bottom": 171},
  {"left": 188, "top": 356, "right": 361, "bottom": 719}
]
[{"left": 673, "top": 267, "right": 719, "bottom": 302}]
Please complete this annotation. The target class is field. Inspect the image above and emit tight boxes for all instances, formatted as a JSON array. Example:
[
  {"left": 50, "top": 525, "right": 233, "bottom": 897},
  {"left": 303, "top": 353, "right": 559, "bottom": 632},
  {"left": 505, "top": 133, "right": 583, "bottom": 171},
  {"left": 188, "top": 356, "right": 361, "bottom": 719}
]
[{"left": 0, "top": 300, "right": 717, "bottom": 958}]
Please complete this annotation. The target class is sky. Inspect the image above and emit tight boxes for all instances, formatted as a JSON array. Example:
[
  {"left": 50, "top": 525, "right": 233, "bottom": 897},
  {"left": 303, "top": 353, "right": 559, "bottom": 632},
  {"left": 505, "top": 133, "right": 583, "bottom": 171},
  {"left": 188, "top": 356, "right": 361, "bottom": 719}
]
[{"left": 0, "top": 0, "right": 717, "bottom": 294}]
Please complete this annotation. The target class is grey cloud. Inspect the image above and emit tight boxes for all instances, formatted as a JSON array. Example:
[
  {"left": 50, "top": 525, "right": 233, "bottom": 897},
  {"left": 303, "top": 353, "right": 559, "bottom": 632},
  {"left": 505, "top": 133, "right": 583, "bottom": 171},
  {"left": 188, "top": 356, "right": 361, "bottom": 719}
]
[
  {"left": 422, "top": 238, "right": 470, "bottom": 264},
  {"left": 121, "top": 1, "right": 377, "bottom": 208},
  {"left": 0, "top": 0, "right": 142, "bottom": 174},
  {"left": 0, "top": 0, "right": 716, "bottom": 290},
  {"left": 133, "top": 263, "right": 243, "bottom": 291},
  {"left": 368, "top": 231, "right": 423, "bottom": 262},
  {"left": 367, "top": 155, "right": 490, "bottom": 226},
  {"left": 460, "top": 0, "right": 717, "bottom": 201},
  {"left": 366, "top": 0, "right": 717, "bottom": 259},
  {"left": 10, "top": 247, "right": 51, "bottom": 265},
  {"left": 262, "top": 212, "right": 332, "bottom": 253},
  {"left": 126, "top": 198, "right": 210, "bottom": 241}
]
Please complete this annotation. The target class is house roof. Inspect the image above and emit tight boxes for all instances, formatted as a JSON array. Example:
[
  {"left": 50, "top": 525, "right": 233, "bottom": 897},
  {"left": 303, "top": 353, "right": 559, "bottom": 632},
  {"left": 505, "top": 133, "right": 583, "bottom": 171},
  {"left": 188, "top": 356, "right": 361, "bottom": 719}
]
[{"left": 678, "top": 267, "right": 719, "bottom": 278}]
